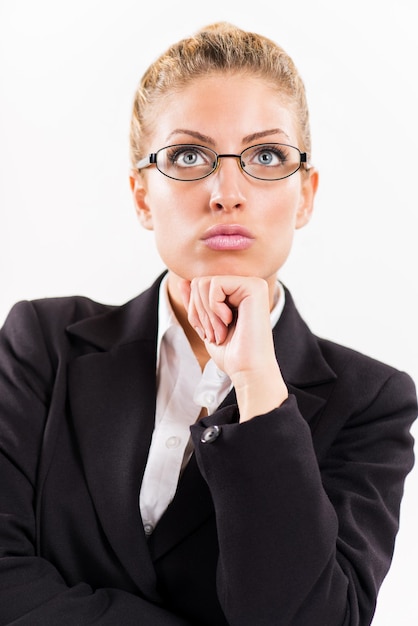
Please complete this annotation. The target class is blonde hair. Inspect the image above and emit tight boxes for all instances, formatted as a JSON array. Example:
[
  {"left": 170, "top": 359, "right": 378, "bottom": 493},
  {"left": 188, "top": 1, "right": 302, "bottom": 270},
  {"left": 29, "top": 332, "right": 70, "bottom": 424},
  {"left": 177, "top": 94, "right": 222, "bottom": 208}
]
[{"left": 130, "top": 22, "right": 311, "bottom": 167}]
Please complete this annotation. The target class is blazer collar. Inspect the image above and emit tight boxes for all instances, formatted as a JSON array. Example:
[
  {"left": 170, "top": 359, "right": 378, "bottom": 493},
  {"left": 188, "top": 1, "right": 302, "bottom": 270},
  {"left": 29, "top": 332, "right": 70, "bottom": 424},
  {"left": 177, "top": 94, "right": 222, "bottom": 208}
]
[
  {"left": 66, "top": 273, "right": 165, "bottom": 350},
  {"left": 273, "top": 285, "right": 336, "bottom": 387}
]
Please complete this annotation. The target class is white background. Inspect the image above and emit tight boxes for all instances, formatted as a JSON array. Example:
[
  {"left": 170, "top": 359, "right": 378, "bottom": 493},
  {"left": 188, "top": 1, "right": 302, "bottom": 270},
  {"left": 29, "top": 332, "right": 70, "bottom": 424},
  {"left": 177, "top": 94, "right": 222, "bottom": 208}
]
[{"left": 0, "top": 1, "right": 417, "bottom": 623}]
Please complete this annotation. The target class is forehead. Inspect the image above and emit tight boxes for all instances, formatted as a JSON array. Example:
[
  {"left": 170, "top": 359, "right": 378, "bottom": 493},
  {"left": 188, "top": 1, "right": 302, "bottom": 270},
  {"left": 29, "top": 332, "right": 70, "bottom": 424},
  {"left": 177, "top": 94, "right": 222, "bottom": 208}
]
[{"left": 146, "top": 73, "right": 299, "bottom": 148}]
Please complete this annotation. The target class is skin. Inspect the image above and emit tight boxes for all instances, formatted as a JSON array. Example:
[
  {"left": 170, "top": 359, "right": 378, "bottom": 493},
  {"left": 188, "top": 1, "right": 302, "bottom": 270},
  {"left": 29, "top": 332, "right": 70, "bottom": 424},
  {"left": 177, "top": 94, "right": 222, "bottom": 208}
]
[{"left": 130, "top": 73, "right": 318, "bottom": 422}]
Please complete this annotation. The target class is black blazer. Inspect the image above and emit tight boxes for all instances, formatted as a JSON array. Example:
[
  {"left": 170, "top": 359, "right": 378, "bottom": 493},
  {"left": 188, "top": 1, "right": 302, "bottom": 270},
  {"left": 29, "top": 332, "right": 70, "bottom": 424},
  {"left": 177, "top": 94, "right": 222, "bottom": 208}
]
[{"left": 0, "top": 274, "right": 416, "bottom": 626}]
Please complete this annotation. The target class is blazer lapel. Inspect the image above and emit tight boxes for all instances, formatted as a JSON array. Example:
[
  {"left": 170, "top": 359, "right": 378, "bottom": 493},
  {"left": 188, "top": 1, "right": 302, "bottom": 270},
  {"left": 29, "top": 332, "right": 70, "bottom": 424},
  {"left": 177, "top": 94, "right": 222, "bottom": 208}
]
[
  {"left": 272, "top": 286, "right": 337, "bottom": 425},
  {"left": 66, "top": 277, "right": 163, "bottom": 599}
]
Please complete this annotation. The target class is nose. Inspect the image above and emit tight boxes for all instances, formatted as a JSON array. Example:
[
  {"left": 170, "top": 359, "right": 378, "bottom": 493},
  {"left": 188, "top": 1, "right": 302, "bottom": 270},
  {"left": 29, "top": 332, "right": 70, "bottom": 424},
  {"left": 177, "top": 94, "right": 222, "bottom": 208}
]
[{"left": 208, "top": 156, "right": 247, "bottom": 212}]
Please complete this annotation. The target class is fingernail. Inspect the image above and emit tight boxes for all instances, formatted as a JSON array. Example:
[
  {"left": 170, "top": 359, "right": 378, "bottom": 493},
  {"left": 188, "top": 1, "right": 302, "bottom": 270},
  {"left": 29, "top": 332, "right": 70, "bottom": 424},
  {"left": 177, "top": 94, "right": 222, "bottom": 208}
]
[{"left": 195, "top": 326, "right": 205, "bottom": 341}]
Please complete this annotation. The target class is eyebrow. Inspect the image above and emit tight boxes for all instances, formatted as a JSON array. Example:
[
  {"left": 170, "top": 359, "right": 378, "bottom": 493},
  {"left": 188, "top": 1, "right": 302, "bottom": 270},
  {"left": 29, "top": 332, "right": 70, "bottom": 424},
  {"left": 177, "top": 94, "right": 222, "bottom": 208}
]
[
  {"left": 242, "top": 128, "right": 291, "bottom": 144},
  {"left": 166, "top": 129, "right": 215, "bottom": 145},
  {"left": 166, "top": 128, "right": 291, "bottom": 146}
]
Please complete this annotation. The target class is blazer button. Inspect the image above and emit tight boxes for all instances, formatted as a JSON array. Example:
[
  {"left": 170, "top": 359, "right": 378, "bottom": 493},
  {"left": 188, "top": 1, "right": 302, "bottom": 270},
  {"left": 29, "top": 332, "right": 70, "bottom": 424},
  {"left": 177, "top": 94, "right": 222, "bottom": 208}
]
[{"left": 201, "top": 425, "right": 221, "bottom": 443}]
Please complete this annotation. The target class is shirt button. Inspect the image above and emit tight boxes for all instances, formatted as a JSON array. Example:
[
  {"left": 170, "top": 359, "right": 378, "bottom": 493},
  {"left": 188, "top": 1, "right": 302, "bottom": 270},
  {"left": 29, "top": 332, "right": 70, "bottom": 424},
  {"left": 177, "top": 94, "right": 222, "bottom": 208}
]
[
  {"left": 144, "top": 523, "right": 154, "bottom": 536},
  {"left": 201, "top": 425, "right": 221, "bottom": 443},
  {"left": 165, "top": 436, "right": 181, "bottom": 449},
  {"left": 204, "top": 392, "right": 215, "bottom": 406}
]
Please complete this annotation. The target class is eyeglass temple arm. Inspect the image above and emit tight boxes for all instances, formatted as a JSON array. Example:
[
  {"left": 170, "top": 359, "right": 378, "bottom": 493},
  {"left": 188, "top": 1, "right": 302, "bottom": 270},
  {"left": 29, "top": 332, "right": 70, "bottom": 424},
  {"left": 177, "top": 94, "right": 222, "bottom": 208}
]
[
  {"left": 136, "top": 153, "right": 157, "bottom": 170},
  {"left": 300, "top": 152, "right": 313, "bottom": 171}
]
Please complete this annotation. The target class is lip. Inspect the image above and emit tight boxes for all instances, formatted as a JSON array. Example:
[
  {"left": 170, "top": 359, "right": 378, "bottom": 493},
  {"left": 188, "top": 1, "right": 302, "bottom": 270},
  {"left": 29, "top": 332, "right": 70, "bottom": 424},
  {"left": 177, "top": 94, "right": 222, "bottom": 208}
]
[{"left": 201, "top": 224, "right": 255, "bottom": 251}]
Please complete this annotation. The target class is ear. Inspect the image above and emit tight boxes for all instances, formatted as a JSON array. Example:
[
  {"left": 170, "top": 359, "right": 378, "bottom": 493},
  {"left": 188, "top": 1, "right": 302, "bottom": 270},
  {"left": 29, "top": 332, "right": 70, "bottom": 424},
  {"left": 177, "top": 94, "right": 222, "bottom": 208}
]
[
  {"left": 129, "top": 170, "right": 154, "bottom": 231},
  {"left": 295, "top": 168, "right": 319, "bottom": 230}
]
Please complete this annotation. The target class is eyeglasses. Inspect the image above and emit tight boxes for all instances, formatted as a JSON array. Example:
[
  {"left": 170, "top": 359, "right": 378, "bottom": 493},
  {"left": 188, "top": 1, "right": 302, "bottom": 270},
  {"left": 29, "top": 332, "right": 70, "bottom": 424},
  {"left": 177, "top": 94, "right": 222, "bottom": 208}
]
[{"left": 136, "top": 143, "right": 308, "bottom": 182}]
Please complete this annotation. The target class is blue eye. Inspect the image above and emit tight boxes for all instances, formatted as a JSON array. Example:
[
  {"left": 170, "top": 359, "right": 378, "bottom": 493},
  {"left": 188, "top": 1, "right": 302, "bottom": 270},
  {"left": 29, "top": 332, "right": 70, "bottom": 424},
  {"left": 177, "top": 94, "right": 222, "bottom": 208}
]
[
  {"left": 252, "top": 146, "right": 288, "bottom": 167},
  {"left": 167, "top": 146, "right": 209, "bottom": 168},
  {"left": 178, "top": 150, "right": 199, "bottom": 166},
  {"left": 258, "top": 151, "right": 274, "bottom": 164}
]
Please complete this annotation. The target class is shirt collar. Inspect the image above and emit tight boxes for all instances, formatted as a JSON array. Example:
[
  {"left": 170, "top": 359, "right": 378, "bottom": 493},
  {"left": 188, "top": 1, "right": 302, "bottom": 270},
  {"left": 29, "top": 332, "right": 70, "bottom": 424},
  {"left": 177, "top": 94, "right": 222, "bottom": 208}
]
[
  {"left": 270, "top": 280, "right": 286, "bottom": 328},
  {"left": 156, "top": 275, "right": 177, "bottom": 369}
]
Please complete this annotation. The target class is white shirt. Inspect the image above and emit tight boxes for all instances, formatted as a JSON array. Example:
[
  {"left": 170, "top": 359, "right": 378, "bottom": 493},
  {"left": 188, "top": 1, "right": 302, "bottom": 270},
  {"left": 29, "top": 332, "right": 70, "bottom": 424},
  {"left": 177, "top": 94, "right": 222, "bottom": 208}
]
[{"left": 139, "top": 276, "right": 286, "bottom": 536}]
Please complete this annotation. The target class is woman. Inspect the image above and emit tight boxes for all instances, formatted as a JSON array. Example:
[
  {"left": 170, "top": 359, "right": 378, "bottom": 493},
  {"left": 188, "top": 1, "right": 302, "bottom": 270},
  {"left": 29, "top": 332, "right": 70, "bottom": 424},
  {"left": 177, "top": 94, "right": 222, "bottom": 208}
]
[{"left": 0, "top": 22, "right": 416, "bottom": 626}]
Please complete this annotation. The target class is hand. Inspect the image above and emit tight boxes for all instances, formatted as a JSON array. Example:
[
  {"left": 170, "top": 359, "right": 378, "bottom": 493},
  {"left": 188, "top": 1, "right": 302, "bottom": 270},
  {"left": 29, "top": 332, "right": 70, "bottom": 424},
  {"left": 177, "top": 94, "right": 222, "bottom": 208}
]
[{"left": 179, "top": 276, "right": 288, "bottom": 421}]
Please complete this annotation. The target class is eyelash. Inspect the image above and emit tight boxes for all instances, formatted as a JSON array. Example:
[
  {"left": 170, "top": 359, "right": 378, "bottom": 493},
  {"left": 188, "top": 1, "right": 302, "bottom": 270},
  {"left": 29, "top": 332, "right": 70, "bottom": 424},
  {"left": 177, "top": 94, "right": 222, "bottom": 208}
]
[{"left": 167, "top": 147, "right": 205, "bottom": 163}]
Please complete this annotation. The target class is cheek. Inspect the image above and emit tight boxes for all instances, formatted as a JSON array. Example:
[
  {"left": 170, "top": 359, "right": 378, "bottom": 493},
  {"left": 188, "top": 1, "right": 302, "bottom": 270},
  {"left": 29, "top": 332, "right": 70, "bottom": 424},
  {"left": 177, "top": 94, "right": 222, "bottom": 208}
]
[
  {"left": 151, "top": 185, "right": 205, "bottom": 242},
  {"left": 148, "top": 179, "right": 200, "bottom": 218},
  {"left": 265, "top": 186, "right": 302, "bottom": 229},
  {"left": 151, "top": 208, "right": 190, "bottom": 259}
]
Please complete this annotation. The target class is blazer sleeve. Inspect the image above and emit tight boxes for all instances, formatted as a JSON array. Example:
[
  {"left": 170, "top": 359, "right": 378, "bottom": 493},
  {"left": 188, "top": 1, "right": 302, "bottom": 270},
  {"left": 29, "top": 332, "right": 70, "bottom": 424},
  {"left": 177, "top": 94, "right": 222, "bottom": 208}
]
[
  {"left": 0, "top": 301, "right": 192, "bottom": 626},
  {"left": 190, "top": 368, "right": 417, "bottom": 626}
]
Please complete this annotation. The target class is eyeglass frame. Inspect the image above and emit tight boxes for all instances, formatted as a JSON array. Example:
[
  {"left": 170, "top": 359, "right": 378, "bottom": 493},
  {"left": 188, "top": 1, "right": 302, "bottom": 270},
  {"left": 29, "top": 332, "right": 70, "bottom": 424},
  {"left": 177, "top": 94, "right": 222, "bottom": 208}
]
[{"left": 135, "top": 142, "right": 310, "bottom": 182}]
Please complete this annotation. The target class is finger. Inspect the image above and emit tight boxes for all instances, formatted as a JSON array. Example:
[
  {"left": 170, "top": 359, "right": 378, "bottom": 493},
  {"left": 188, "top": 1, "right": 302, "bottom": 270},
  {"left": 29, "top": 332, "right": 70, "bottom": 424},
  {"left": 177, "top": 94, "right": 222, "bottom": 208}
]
[
  {"left": 208, "top": 279, "right": 235, "bottom": 326},
  {"left": 190, "top": 278, "right": 228, "bottom": 344},
  {"left": 178, "top": 279, "right": 191, "bottom": 311},
  {"left": 186, "top": 279, "right": 213, "bottom": 342},
  {"left": 180, "top": 279, "right": 208, "bottom": 342}
]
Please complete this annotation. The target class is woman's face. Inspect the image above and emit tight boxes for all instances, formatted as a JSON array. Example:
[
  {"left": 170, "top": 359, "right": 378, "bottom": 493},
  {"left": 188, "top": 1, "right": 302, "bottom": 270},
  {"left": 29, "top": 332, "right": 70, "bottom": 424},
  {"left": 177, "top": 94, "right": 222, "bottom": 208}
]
[{"left": 131, "top": 73, "right": 318, "bottom": 301}]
